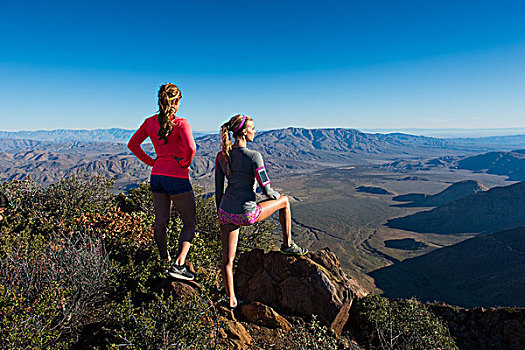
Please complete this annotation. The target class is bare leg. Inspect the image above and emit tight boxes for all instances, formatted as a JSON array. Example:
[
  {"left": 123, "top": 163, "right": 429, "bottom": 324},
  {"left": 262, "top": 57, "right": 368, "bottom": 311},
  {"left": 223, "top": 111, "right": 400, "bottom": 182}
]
[
  {"left": 220, "top": 224, "right": 240, "bottom": 309},
  {"left": 170, "top": 191, "right": 196, "bottom": 266},
  {"left": 152, "top": 193, "right": 172, "bottom": 260},
  {"left": 256, "top": 196, "right": 291, "bottom": 246}
]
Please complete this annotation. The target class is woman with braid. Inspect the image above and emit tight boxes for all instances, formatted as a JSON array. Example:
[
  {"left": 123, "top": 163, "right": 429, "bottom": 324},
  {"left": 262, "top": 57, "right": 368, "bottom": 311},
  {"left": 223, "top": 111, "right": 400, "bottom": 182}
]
[
  {"left": 215, "top": 114, "right": 308, "bottom": 309},
  {"left": 128, "top": 83, "right": 196, "bottom": 281}
]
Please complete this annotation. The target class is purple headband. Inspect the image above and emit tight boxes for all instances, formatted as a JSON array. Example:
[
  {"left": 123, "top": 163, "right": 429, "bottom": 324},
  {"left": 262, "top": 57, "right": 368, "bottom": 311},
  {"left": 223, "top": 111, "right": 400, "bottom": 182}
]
[{"left": 232, "top": 115, "right": 247, "bottom": 133}]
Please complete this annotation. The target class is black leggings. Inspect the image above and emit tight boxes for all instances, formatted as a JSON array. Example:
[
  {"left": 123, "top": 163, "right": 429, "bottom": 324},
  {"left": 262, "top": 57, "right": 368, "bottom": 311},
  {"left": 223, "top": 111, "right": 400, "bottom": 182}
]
[{"left": 152, "top": 191, "right": 196, "bottom": 259}]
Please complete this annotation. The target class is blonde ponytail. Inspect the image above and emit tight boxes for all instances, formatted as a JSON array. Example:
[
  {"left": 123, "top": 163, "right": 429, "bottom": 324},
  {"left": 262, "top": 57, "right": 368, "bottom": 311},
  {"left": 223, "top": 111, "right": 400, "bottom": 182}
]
[
  {"left": 219, "top": 114, "right": 253, "bottom": 175},
  {"left": 220, "top": 122, "right": 232, "bottom": 175},
  {"left": 157, "top": 83, "right": 182, "bottom": 144}
]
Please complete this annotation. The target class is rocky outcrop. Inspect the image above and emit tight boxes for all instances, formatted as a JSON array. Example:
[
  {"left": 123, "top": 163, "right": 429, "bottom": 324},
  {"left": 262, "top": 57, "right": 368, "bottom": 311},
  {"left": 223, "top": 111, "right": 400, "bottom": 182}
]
[
  {"left": 234, "top": 248, "right": 368, "bottom": 333},
  {"left": 429, "top": 303, "right": 525, "bottom": 350},
  {"left": 218, "top": 315, "right": 253, "bottom": 350}
]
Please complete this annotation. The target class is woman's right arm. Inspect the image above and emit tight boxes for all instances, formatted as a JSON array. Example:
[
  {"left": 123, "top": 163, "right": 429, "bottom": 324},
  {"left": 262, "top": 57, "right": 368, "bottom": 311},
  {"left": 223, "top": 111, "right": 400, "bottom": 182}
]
[
  {"left": 214, "top": 153, "right": 225, "bottom": 210},
  {"left": 127, "top": 121, "right": 155, "bottom": 166},
  {"left": 253, "top": 152, "right": 280, "bottom": 200}
]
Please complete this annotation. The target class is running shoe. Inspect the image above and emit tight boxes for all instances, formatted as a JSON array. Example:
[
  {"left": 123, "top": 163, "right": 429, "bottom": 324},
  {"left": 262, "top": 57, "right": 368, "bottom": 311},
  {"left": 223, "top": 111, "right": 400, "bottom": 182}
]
[
  {"left": 167, "top": 264, "right": 195, "bottom": 281},
  {"left": 280, "top": 242, "right": 308, "bottom": 256}
]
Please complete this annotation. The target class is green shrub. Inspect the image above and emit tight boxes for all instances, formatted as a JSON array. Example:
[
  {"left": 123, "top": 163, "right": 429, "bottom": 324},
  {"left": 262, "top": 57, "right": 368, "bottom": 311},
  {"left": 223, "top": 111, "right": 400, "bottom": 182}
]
[
  {"left": 105, "top": 292, "right": 219, "bottom": 349},
  {"left": 116, "top": 181, "right": 154, "bottom": 216},
  {"left": 288, "top": 315, "right": 360, "bottom": 350},
  {"left": 0, "top": 230, "right": 111, "bottom": 348},
  {"left": 0, "top": 174, "right": 115, "bottom": 236},
  {"left": 350, "top": 294, "right": 457, "bottom": 350},
  {"left": 0, "top": 175, "right": 115, "bottom": 348}
]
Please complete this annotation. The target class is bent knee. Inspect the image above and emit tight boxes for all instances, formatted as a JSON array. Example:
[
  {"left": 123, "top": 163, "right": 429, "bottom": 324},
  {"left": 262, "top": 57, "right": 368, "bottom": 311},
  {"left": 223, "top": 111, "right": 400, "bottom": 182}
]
[{"left": 280, "top": 195, "right": 289, "bottom": 207}]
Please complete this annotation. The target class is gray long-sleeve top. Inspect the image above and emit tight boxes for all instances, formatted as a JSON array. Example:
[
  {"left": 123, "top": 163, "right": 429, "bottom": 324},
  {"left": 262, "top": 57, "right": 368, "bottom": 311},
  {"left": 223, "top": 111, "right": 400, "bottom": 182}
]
[{"left": 215, "top": 147, "right": 280, "bottom": 214}]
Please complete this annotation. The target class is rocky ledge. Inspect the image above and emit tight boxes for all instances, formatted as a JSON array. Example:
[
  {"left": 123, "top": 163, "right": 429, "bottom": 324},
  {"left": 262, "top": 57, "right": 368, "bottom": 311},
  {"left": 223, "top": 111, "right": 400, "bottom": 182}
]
[{"left": 234, "top": 248, "right": 368, "bottom": 334}]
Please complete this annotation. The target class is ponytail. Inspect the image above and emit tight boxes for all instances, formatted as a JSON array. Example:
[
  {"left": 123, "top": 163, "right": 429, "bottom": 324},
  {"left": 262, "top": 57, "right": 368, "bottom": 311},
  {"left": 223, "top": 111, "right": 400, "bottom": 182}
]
[
  {"left": 157, "top": 83, "right": 182, "bottom": 144},
  {"left": 219, "top": 114, "right": 252, "bottom": 175},
  {"left": 220, "top": 122, "right": 232, "bottom": 175}
]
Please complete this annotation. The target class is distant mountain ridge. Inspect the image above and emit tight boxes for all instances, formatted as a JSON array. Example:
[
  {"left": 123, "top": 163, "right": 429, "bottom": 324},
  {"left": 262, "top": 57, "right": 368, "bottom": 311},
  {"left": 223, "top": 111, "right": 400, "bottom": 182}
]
[
  {"left": 0, "top": 128, "right": 210, "bottom": 143},
  {"left": 2, "top": 127, "right": 525, "bottom": 149},
  {"left": 1, "top": 127, "right": 523, "bottom": 188}
]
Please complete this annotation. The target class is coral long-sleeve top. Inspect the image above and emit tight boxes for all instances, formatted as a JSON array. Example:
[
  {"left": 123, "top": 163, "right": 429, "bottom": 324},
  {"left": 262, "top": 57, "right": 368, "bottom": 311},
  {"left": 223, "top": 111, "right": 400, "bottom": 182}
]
[{"left": 127, "top": 115, "right": 196, "bottom": 179}]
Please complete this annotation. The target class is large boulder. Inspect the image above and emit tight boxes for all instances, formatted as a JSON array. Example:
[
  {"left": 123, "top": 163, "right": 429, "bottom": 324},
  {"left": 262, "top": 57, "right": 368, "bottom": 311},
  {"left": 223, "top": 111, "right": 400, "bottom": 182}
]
[{"left": 234, "top": 248, "right": 368, "bottom": 331}]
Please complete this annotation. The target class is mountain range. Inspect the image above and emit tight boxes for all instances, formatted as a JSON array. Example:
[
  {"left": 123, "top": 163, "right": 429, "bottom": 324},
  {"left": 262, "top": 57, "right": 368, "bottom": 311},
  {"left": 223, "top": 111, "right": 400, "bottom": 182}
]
[
  {"left": 0, "top": 128, "right": 209, "bottom": 143},
  {"left": 0, "top": 127, "right": 483, "bottom": 187},
  {"left": 457, "top": 150, "right": 525, "bottom": 181},
  {"left": 0, "top": 139, "right": 152, "bottom": 189},
  {"left": 2, "top": 127, "right": 525, "bottom": 188}
]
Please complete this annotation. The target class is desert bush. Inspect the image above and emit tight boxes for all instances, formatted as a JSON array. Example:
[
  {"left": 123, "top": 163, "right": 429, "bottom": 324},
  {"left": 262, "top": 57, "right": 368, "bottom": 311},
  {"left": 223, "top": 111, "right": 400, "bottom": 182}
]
[
  {"left": 350, "top": 294, "right": 457, "bottom": 350},
  {"left": 105, "top": 292, "right": 219, "bottom": 349},
  {"left": 288, "top": 315, "right": 360, "bottom": 350},
  {"left": 0, "top": 174, "right": 115, "bottom": 236},
  {"left": 116, "top": 181, "right": 154, "bottom": 216},
  {"left": 78, "top": 206, "right": 154, "bottom": 250},
  {"left": 0, "top": 230, "right": 111, "bottom": 348}
]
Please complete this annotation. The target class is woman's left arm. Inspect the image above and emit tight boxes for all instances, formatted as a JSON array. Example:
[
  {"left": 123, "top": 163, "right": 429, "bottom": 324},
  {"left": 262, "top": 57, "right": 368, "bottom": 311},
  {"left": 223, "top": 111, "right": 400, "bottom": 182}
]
[{"left": 178, "top": 119, "right": 197, "bottom": 168}]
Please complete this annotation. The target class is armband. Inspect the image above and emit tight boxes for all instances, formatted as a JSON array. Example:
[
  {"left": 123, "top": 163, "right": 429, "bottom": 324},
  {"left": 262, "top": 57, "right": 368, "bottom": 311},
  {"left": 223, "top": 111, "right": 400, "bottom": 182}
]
[{"left": 256, "top": 166, "right": 270, "bottom": 186}]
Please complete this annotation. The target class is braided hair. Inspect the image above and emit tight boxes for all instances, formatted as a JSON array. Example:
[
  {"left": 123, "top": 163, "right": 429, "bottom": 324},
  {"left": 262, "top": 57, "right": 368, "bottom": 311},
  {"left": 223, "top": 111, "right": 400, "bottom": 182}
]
[
  {"left": 220, "top": 114, "right": 252, "bottom": 175},
  {"left": 157, "top": 83, "right": 182, "bottom": 144}
]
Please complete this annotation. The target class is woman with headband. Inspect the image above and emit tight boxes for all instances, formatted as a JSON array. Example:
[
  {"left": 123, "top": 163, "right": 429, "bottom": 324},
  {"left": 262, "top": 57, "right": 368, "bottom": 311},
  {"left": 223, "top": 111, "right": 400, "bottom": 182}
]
[
  {"left": 215, "top": 114, "right": 308, "bottom": 309},
  {"left": 128, "top": 83, "right": 197, "bottom": 281}
]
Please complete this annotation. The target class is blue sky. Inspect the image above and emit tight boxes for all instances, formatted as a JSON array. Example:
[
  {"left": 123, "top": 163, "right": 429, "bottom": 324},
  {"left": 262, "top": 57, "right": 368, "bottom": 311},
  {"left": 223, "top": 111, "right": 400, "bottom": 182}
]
[{"left": 1, "top": 0, "right": 524, "bottom": 132}]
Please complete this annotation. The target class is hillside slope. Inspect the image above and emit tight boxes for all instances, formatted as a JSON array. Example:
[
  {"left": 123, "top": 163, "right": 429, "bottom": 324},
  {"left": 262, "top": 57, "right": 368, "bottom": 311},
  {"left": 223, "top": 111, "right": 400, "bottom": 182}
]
[
  {"left": 392, "top": 180, "right": 488, "bottom": 207},
  {"left": 387, "top": 181, "right": 525, "bottom": 234},
  {"left": 458, "top": 150, "right": 525, "bottom": 181},
  {"left": 371, "top": 226, "right": 525, "bottom": 308}
]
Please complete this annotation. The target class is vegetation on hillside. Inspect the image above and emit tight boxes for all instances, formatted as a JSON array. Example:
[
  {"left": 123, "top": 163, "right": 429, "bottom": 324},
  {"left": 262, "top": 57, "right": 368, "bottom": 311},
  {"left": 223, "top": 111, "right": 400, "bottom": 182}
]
[{"left": 0, "top": 175, "right": 457, "bottom": 349}]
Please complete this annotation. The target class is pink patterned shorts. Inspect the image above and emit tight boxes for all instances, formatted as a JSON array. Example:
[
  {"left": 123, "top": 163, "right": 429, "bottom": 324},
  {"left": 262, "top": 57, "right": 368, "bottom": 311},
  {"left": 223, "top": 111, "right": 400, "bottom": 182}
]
[{"left": 218, "top": 206, "right": 262, "bottom": 226}]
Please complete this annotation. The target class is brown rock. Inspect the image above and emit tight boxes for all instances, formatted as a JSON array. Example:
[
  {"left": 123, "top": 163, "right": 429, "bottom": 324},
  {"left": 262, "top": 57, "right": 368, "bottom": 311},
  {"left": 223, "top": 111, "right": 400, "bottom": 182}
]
[
  {"left": 240, "top": 302, "right": 292, "bottom": 331},
  {"left": 235, "top": 248, "right": 368, "bottom": 330},
  {"left": 330, "top": 292, "right": 354, "bottom": 335},
  {"left": 218, "top": 316, "right": 252, "bottom": 349}
]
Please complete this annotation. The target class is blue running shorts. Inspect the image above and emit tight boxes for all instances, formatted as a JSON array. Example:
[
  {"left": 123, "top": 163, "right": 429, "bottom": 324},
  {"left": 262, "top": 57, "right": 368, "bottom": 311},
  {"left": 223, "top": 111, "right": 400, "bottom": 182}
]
[{"left": 150, "top": 175, "right": 193, "bottom": 195}]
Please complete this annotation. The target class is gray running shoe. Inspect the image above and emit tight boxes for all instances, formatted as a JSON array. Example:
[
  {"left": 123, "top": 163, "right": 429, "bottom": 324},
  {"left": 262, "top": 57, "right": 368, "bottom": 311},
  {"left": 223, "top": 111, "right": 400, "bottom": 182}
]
[
  {"left": 280, "top": 242, "right": 308, "bottom": 256},
  {"left": 167, "top": 264, "right": 195, "bottom": 281}
]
